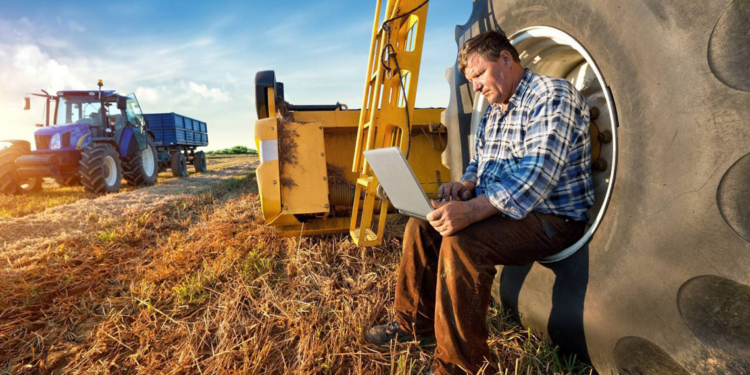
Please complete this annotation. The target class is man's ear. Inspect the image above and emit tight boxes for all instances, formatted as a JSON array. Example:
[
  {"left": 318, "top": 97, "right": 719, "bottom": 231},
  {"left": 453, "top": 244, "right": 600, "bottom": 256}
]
[{"left": 501, "top": 50, "right": 512, "bottom": 68}]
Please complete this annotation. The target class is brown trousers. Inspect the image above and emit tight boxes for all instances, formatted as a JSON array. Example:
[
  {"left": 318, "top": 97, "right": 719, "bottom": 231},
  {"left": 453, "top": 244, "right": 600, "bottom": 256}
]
[{"left": 394, "top": 212, "right": 585, "bottom": 374}]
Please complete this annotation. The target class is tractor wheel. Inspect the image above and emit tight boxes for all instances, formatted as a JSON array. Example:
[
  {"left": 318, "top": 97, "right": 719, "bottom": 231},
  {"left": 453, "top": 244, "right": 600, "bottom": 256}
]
[
  {"left": 18, "top": 177, "right": 43, "bottom": 193},
  {"left": 449, "top": 1, "right": 750, "bottom": 373},
  {"left": 123, "top": 136, "right": 158, "bottom": 186},
  {"left": 170, "top": 152, "right": 188, "bottom": 177},
  {"left": 193, "top": 151, "right": 207, "bottom": 173},
  {"left": 80, "top": 143, "right": 122, "bottom": 194},
  {"left": 0, "top": 147, "right": 20, "bottom": 195},
  {"left": 56, "top": 176, "right": 81, "bottom": 187}
]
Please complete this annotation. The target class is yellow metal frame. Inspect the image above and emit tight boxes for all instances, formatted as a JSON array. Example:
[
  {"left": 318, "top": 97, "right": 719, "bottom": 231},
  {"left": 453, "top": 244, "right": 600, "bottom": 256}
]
[
  {"left": 255, "top": 116, "right": 283, "bottom": 224},
  {"left": 254, "top": 100, "right": 447, "bottom": 238},
  {"left": 252, "top": 1, "right": 447, "bottom": 244},
  {"left": 350, "top": 0, "right": 431, "bottom": 246},
  {"left": 279, "top": 121, "right": 330, "bottom": 216}
]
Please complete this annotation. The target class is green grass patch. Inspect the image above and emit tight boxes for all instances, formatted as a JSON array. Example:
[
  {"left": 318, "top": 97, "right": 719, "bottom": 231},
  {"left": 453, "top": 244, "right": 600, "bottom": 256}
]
[
  {"left": 173, "top": 274, "right": 209, "bottom": 305},
  {"left": 96, "top": 229, "right": 119, "bottom": 244}
]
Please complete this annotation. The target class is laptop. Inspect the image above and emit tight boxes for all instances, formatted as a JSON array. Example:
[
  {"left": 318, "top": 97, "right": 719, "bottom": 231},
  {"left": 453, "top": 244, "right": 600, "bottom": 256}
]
[{"left": 363, "top": 147, "right": 433, "bottom": 220}]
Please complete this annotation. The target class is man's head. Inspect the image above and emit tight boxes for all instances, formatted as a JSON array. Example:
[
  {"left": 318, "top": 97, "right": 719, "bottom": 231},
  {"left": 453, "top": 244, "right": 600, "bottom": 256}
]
[
  {"left": 88, "top": 111, "right": 102, "bottom": 125},
  {"left": 458, "top": 30, "right": 523, "bottom": 105}
]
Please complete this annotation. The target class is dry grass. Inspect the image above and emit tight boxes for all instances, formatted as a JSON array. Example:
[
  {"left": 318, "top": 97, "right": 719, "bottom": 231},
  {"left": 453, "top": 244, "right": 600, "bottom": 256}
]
[
  {"left": 0, "top": 158, "right": 592, "bottom": 375},
  {"left": 0, "top": 155, "right": 256, "bottom": 219}
]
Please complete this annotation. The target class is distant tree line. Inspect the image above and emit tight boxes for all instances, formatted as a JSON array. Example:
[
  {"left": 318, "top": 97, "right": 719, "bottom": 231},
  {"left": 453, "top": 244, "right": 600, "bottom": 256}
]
[{"left": 206, "top": 145, "right": 258, "bottom": 155}]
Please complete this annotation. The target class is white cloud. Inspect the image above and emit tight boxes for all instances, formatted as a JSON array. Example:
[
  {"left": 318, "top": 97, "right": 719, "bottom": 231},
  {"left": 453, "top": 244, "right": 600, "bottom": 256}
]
[
  {"left": 0, "top": 18, "right": 34, "bottom": 44},
  {"left": 68, "top": 20, "right": 85, "bottom": 32},
  {"left": 12, "top": 44, "right": 86, "bottom": 92},
  {"left": 187, "top": 82, "right": 231, "bottom": 102},
  {"left": 135, "top": 86, "right": 161, "bottom": 104}
]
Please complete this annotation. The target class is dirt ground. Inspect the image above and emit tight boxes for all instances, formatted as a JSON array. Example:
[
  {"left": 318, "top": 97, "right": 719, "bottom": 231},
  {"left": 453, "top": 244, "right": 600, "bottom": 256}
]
[
  {"left": 0, "top": 156, "right": 257, "bottom": 252},
  {"left": 0, "top": 155, "right": 591, "bottom": 375}
]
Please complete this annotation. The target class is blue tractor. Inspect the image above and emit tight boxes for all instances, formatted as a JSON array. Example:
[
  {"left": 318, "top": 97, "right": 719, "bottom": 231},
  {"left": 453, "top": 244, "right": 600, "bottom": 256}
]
[{"left": 0, "top": 81, "right": 158, "bottom": 194}]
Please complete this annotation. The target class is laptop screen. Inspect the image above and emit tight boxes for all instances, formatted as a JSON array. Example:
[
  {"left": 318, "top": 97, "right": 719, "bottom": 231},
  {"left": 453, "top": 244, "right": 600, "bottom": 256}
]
[{"left": 363, "top": 147, "right": 433, "bottom": 220}]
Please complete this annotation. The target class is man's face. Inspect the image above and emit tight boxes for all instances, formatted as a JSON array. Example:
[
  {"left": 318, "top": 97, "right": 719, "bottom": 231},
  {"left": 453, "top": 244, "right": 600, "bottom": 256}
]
[{"left": 464, "top": 52, "right": 515, "bottom": 105}]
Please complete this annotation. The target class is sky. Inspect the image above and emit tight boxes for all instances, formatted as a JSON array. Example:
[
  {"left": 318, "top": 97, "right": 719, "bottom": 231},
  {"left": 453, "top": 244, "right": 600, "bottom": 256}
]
[{"left": 0, "top": 0, "right": 472, "bottom": 151}]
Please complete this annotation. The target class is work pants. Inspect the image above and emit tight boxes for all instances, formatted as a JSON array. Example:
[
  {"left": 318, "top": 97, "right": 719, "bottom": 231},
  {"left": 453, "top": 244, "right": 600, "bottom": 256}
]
[{"left": 394, "top": 212, "right": 585, "bottom": 375}]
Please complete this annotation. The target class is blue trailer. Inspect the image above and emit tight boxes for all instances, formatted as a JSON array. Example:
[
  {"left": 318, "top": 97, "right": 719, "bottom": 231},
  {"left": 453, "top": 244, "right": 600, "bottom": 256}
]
[{"left": 143, "top": 113, "right": 209, "bottom": 177}]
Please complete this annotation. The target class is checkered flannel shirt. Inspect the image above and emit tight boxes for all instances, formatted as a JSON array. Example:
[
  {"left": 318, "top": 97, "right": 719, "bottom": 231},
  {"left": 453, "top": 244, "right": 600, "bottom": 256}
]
[{"left": 461, "top": 69, "right": 594, "bottom": 221}]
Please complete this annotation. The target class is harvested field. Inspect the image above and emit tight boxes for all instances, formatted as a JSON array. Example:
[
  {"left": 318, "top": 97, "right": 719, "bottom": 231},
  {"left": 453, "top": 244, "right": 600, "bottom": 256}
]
[
  {"left": 0, "top": 155, "right": 257, "bottom": 219},
  {"left": 0, "top": 155, "right": 592, "bottom": 374}
]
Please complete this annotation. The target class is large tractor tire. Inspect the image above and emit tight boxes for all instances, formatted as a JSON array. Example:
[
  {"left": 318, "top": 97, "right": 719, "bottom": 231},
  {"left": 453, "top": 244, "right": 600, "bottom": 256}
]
[
  {"left": 445, "top": 1, "right": 750, "bottom": 373},
  {"left": 193, "top": 151, "right": 207, "bottom": 173},
  {"left": 170, "top": 152, "right": 188, "bottom": 177},
  {"left": 80, "top": 143, "right": 122, "bottom": 194},
  {"left": 123, "top": 136, "right": 158, "bottom": 186},
  {"left": 0, "top": 144, "right": 42, "bottom": 195},
  {"left": 0, "top": 147, "right": 21, "bottom": 195}
]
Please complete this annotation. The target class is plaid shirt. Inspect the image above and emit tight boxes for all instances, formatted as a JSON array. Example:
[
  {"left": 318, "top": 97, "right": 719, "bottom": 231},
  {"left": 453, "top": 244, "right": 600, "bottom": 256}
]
[{"left": 461, "top": 69, "right": 594, "bottom": 221}]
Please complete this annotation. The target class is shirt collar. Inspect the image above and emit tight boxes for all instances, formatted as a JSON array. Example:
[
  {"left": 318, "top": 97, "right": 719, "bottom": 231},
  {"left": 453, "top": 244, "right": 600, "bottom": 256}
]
[{"left": 490, "top": 68, "right": 533, "bottom": 111}]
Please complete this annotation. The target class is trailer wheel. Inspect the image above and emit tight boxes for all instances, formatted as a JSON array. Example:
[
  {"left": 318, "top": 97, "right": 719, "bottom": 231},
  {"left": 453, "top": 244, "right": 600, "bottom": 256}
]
[
  {"left": 171, "top": 152, "right": 188, "bottom": 177},
  {"left": 18, "top": 177, "right": 43, "bottom": 193},
  {"left": 56, "top": 176, "right": 81, "bottom": 187},
  {"left": 123, "top": 136, "right": 158, "bottom": 186},
  {"left": 194, "top": 151, "right": 207, "bottom": 173},
  {"left": 0, "top": 147, "right": 20, "bottom": 195},
  {"left": 80, "top": 143, "right": 122, "bottom": 194}
]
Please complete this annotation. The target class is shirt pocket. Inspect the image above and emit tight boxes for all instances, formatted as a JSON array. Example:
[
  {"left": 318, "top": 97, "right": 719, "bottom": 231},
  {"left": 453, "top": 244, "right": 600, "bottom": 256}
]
[
  {"left": 499, "top": 128, "right": 525, "bottom": 160},
  {"left": 510, "top": 138, "right": 525, "bottom": 159}
]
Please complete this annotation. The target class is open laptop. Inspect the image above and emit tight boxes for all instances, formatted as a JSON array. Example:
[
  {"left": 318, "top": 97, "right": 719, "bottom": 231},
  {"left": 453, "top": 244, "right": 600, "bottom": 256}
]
[{"left": 363, "top": 147, "right": 433, "bottom": 220}]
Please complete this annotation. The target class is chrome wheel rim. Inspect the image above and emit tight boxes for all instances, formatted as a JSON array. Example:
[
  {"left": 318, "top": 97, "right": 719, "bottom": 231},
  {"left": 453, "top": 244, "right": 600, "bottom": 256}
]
[
  {"left": 142, "top": 146, "right": 155, "bottom": 176},
  {"left": 104, "top": 155, "right": 118, "bottom": 187}
]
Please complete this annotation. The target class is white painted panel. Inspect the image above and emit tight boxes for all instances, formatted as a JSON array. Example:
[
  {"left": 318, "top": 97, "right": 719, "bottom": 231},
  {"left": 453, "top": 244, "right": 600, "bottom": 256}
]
[{"left": 260, "top": 139, "right": 278, "bottom": 163}]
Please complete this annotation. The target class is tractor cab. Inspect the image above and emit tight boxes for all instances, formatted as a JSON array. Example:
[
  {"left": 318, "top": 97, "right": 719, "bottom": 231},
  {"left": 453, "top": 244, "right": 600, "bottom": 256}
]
[
  {"left": 55, "top": 90, "right": 118, "bottom": 127},
  {"left": 39, "top": 90, "right": 147, "bottom": 151}
]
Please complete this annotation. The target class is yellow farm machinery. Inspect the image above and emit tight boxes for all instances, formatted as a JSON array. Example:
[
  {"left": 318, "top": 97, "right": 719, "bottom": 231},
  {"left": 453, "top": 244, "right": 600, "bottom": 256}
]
[
  {"left": 254, "top": 0, "right": 750, "bottom": 373},
  {"left": 254, "top": 0, "right": 447, "bottom": 246}
]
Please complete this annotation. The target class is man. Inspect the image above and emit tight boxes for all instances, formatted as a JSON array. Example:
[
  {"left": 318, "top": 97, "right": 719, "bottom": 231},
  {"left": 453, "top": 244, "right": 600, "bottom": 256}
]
[
  {"left": 76, "top": 111, "right": 102, "bottom": 126},
  {"left": 365, "top": 30, "right": 594, "bottom": 374}
]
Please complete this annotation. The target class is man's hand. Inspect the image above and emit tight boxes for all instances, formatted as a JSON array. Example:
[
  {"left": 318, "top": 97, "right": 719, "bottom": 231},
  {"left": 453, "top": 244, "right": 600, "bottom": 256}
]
[
  {"left": 427, "top": 200, "right": 474, "bottom": 236},
  {"left": 437, "top": 181, "right": 476, "bottom": 202},
  {"left": 427, "top": 195, "right": 498, "bottom": 236}
]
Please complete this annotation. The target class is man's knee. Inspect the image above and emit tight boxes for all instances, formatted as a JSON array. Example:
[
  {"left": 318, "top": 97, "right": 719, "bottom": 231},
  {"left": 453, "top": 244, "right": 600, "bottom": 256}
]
[
  {"left": 441, "top": 232, "right": 474, "bottom": 252},
  {"left": 405, "top": 217, "right": 431, "bottom": 236},
  {"left": 440, "top": 232, "right": 485, "bottom": 264}
]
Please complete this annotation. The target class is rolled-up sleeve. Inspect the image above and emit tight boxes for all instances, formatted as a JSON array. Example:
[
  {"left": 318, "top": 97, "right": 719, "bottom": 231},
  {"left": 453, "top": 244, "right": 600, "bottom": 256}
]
[
  {"left": 484, "top": 92, "right": 580, "bottom": 219},
  {"left": 461, "top": 157, "right": 479, "bottom": 185}
]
